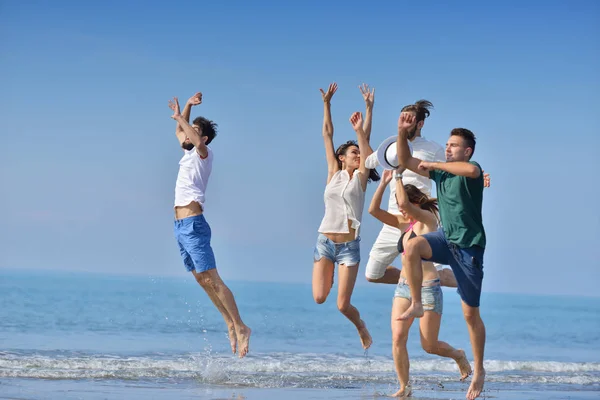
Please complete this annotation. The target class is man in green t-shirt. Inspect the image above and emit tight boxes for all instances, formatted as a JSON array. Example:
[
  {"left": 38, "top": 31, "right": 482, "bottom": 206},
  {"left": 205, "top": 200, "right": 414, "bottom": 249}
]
[{"left": 396, "top": 112, "right": 487, "bottom": 400}]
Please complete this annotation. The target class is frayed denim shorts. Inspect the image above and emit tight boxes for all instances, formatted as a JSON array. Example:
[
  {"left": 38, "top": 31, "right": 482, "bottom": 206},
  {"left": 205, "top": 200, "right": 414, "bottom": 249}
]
[
  {"left": 394, "top": 277, "right": 443, "bottom": 314},
  {"left": 313, "top": 234, "right": 361, "bottom": 266}
]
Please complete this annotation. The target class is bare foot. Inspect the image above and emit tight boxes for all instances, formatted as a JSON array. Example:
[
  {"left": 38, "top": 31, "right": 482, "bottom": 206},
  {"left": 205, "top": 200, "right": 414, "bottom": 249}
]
[
  {"left": 466, "top": 369, "right": 485, "bottom": 400},
  {"left": 236, "top": 325, "right": 251, "bottom": 358},
  {"left": 228, "top": 325, "right": 237, "bottom": 355},
  {"left": 397, "top": 302, "right": 424, "bottom": 320},
  {"left": 454, "top": 350, "right": 472, "bottom": 381},
  {"left": 390, "top": 384, "right": 412, "bottom": 398},
  {"left": 357, "top": 320, "right": 372, "bottom": 349}
]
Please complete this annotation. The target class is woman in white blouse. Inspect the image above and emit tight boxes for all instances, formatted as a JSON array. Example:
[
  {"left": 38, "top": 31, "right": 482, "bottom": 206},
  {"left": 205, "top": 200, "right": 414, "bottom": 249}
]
[{"left": 313, "top": 83, "right": 380, "bottom": 349}]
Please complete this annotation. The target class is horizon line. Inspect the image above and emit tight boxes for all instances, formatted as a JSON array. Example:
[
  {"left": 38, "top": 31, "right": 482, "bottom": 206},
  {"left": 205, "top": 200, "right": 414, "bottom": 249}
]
[{"left": 2, "top": 266, "right": 599, "bottom": 299}]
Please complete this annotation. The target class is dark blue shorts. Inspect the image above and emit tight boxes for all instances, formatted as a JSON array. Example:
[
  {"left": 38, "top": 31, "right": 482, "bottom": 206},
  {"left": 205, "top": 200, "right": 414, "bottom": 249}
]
[
  {"left": 174, "top": 215, "right": 217, "bottom": 273},
  {"left": 421, "top": 229, "right": 484, "bottom": 307}
]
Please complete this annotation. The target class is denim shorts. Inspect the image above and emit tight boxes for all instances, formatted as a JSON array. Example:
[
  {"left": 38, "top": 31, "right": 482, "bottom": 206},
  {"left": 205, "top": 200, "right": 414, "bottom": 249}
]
[
  {"left": 394, "top": 277, "right": 443, "bottom": 314},
  {"left": 313, "top": 234, "right": 361, "bottom": 266},
  {"left": 421, "top": 229, "right": 485, "bottom": 308},
  {"left": 174, "top": 215, "right": 217, "bottom": 273}
]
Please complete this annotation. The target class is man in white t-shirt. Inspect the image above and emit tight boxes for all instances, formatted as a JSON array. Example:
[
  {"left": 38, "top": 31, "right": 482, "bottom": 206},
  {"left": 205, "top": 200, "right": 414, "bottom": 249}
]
[
  {"left": 364, "top": 100, "right": 457, "bottom": 287},
  {"left": 168, "top": 93, "right": 251, "bottom": 358}
]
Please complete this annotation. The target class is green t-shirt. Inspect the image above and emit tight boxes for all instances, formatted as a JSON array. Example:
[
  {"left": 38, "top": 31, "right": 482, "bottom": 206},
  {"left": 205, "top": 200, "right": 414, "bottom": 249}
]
[{"left": 429, "top": 161, "right": 486, "bottom": 249}]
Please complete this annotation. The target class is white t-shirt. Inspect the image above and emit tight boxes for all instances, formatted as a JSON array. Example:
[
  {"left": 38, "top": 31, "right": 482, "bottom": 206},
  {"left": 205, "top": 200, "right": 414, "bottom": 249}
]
[
  {"left": 365, "top": 136, "right": 445, "bottom": 214},
  {"left": 174, "top": 147, "right": 213, "bottom": 208},
  {"left": 318, "top": 170, "right": 365, "bottom": 239}
]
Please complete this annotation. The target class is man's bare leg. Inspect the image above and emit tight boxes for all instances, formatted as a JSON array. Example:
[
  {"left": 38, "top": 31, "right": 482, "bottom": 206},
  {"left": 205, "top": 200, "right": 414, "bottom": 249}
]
[
  {"left": 439, "top": 268, "right": 458, "bottom": 288},
  {"left": 366, "top": 266, "right": 401, "bottom": 284},
  {"left": 337, "top": 264, "right": 372, "bottom": 349},
  {"left": 397, "top": 238, "right": 432, "bottom": 320},
  {"left": 193, "top": 269, "right": 252, "bottom": 358},
  {"left": 462, "top": 301, "right": 486, "bottom": 399},
  {"left": 192, "top": 270, "right": 237, "bottom": 354}
]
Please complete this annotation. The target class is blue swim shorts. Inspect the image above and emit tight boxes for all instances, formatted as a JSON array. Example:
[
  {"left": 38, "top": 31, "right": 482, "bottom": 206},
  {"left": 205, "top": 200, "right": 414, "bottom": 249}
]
[
  {"left": 313, "top": 234, "right": 361, "bottom": 266},
  {"left": 174, "top": 214, "right": 217, "bottom": 273},
  {"left": 394, "top": 277, "right": 443, "bottom": 314},
  {"left": 421, "top": 229, "right": 484, "bottom": 308}
]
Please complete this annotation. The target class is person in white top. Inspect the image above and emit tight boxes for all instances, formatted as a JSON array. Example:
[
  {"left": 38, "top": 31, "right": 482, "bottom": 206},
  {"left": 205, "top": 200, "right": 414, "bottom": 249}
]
[
  {"left": 364, "top": 100, "right": 460, "bottom": 287},
  {"left": 313, "top": 83, "right": 380, "bottom": 350},
  {"left": 168, "top": 93, "right": 251, "bottom": 358}
]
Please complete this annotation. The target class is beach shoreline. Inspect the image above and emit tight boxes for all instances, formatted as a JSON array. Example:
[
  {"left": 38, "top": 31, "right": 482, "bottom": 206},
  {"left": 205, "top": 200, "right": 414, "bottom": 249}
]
[{"left": 1, "top": 378, "right": 598, "bottom": 400}]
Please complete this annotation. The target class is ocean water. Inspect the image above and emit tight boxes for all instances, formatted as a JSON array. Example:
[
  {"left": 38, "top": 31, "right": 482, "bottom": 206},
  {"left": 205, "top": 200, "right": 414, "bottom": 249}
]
[{"left": 1, "top": 269, "right": 599, "bottom": 399}]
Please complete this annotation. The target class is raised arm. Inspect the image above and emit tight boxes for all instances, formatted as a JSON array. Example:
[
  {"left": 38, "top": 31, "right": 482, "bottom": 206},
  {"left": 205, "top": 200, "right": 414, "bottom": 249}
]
[
  {"left": 397, "top": 112, "right": 428, "bottom": 177},
  {"left": 349, "top": 111, "right": 375, "bottom": 190},
  {"left": 181, "top": 92, "right": 199, "bottom": 123},
  {"left": 368, "top": 170, "right": 404, "bottom": 229},
  {"left": 175, "top": 93, "right": 202, "bottom": 144},
  {"left": 359, "top": 84, "right": 375, "bottom": 140},
  {"left": 320, "top": 83, "right": 340, "bottom": 183},
  {"left": 394, "top": 168, "right": 438, "bottom": 229},
  {"left": 169, "top": 97, "right": 208, "bottom": 158}
]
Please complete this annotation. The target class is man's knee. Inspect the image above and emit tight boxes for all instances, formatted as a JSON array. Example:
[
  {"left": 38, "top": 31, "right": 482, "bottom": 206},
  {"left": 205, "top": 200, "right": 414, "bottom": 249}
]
[
  {"left": 462, "top": 304, "right": 482, "bottom": 324},
  {"left": 405, "top": 237, "right": 427, "bottom": 258},
  {"left": 194, "top": 270, "right": 218, "bottom": 289},
  {"left": 365, "top": 276, "right": 381, "bottom": 283},
  {"left": 439, "top": 268, "right": 457, "bottom": 288}
]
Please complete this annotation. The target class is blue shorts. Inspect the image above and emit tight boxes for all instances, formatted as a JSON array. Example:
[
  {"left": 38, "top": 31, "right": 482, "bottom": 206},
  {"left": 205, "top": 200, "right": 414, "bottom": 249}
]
[
  {"left": 421, "top": 229, "right": 485, "bottom": 308},
  {"left": 394, "top": 277, "right": 443, "bottom": 314},
  {"left": 174, "top": 215, "right": 217, "bottom": 273},
  {"left": 313, "top": 234, "right": 361, "bottom": 266}
]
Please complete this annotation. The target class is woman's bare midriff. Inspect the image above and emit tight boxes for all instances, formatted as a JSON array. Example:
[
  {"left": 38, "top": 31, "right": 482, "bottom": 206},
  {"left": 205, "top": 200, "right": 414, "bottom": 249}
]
[
  {"left": 322, "top": 219, "right": 357, "bottom": 243},
  {"left": 175, "top": 201, "right": 203, "bottom": 220},
  {"left": 400, "top": 261, "right": 439, "bottom": 281}
]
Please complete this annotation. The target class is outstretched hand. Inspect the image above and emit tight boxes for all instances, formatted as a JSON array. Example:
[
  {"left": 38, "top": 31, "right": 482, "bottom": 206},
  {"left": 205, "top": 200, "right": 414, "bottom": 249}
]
[
  {"left": 381, "top": 169, "right": 393, "bottom": 185},
  {"left": 187, "top": 92, "right": 202, "bottom": 106},
  {"left": 397, "top": 112, "right": 416, "bottom": 134},
  {"left": 168, "top": 97, "right": 181, "bottom": 119},
  {"left": 359, "top": 83, "right": 375, "bottom": 107},
  {"left": 349, "top": 111, "right": 364, "bottom": 132},
  {"left": 319, "top": 82, "right": 338, "bottom": 103}
]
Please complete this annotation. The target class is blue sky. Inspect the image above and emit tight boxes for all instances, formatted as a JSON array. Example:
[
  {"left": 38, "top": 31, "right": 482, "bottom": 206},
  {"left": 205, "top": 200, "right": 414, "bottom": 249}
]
[{"left": 1, "top": 1, "right": 598, "bottom": 297}]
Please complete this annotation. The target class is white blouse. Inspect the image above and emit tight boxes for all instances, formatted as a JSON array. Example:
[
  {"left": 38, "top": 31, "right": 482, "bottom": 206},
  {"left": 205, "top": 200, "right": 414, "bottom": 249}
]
[{"left": 317, "top": 170, "right": 365, "bottom": 239}]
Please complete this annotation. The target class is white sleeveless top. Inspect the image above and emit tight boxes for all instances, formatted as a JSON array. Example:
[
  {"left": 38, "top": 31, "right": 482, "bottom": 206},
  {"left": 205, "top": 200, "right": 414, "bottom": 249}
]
[
  {"left": 174, "top": 147, "right": 213, "bottom": 208},
  {"left": 318, "top": 170, "right": 365, "bottom": 239}
]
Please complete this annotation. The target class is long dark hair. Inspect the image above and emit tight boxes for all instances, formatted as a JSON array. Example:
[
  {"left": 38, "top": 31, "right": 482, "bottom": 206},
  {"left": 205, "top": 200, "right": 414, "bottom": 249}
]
[
  {"left": 335, "top": 140, "right": 380, "bottom": 182},
  {"left": 403, "top": 184, "right": 439, "bottom": 220}
]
